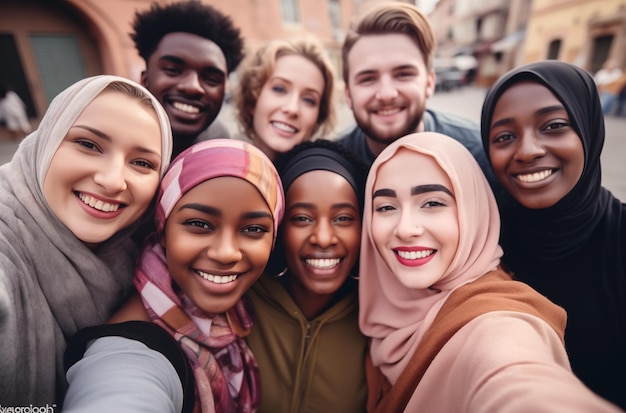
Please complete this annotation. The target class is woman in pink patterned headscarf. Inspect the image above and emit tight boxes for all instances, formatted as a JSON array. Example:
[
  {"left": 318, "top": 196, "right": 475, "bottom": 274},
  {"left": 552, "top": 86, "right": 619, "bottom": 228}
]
[
  {"left": 64, "top": 139, "right": 284, "bottom": 413},
  {"left": 359, "top": 132, "right": 621, "bottom": 413}
]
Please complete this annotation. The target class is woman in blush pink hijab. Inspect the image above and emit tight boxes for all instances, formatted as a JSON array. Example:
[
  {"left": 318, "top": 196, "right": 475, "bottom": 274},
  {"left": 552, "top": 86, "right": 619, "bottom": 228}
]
[{"left": 359, "top": 132, "right": 621, "bottom": 413}]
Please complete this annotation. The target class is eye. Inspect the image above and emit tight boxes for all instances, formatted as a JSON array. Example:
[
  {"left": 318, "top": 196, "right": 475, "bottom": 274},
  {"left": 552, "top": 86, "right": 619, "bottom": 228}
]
[
  {"left": 422, "top": 200, "right": 446, "bottom": 208},
  {"left": 131, "top": 159, "right": 156, "bottom": 170},
  {"left": 162, "top": 65, "right": 182, "bottom": 76},
  {"left": 242, "top": 225, "right": 270, "bottom": 237},
  {"left": 491, "top": 132, "right": 516, "bottom": 144},
  {"left": 290, "top": 214, "right": 313, "bottom": 225},
  {"left": 333, "top": 214, "right": 356, "bottom": 225},
  {"left": 302, "top": 96, "right": 318, "bottom": 107},
  {"left": 355, "top": 75, "right": 375, "bottom": 85},
  {"left": 202, "top": 72, "right": 224, "bottom": 86},
  {"left": 183, "top": 219, "right": 214, "bottom": 231},
  {"left": 74, "top": 139, "right": 101, "bottom": 152},
  {"left": 396, "top": 70, "right": 416, "bottom": 80},
  {"left": 374, "top": 204, "right": 396, "bottom": 213},
  {"left": 543, "top": 120, "right": 570, "bottom": 132},
  {"left": 271, "top": 85, "right": 287, "bottom": 94}
]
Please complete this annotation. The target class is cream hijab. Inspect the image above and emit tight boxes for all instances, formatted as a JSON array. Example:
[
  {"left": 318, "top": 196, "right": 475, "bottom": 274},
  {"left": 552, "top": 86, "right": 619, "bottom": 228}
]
[
  {"left": 0, "top": 75, "right": 172, "bottom": 404},
  {"left": 359, "top": 132, "right": 502, "bottom": 383}
]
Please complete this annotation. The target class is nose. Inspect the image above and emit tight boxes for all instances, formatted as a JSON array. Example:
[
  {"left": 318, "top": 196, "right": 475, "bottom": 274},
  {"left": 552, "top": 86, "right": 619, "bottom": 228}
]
[
  {"left": 513, "top": 131, "right": 546, "bottom": 163},
  {"left": 281, "top": 93, "right": 299, "bottom": 116},
  {"left": 206, "top": 231, "right": 242, "bottom": 264},
  {"left": 309, "top": 219, "right": 338, "bottom": 249},
  {"left": 177, "top": 71, "right": 203, "bottom": 96},
  {"left": 393, "top": 209, "right": 425, "bottom": 241},
  {"left": 375, "top": 75, "right": 399, "bottom": 101},
  {"left": 93, "top": 157, "right": 128, "bottom": 193}
]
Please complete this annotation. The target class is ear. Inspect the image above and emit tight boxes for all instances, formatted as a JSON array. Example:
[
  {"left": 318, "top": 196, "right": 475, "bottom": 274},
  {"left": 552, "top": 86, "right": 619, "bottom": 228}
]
[
  {"left": 425, "top": 68, "right": 436, "bottom": 99},
  {"left": 140, "top": 70, "right": 148, "bottom": 88},
  {"left": 344, "top": 85, "right": 353, "bottom": 109}
]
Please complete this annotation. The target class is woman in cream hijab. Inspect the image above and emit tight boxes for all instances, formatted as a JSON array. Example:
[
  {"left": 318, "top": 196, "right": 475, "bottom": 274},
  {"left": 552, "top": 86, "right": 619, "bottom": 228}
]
[
  {"left": 359, "top": 132, "right": 620, "bottom": 412},
  {"left": 0, "top": 75, "right": 172, "bottom": 404}
]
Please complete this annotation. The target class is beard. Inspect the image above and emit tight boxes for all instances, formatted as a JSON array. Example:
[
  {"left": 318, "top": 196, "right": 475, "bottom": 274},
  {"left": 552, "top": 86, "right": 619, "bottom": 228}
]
[{"left": 358, "top": 112, "right": 423, "bottom": 146}]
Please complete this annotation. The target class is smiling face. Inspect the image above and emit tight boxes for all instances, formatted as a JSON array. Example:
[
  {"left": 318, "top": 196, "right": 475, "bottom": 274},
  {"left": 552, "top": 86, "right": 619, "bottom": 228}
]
[
  {"left": 282, "top": 170, "right": 361, "bottom": 302},
  {"left": 344, "top": 34, "right": 435, "bottom": 156},
  {"left": 371, "top": 149, "right": 458, "bottom": 289},
  {"left": 43, "top": 90, "right": 162, "bottom": 248},
  {"left": 163, "top": 176, "right": 274, "bottom": 314},
  {"left": 142, "top": 32, "right": 227, "bottom": 140},
  {"left": 251, "top": 54, "right": 325, "bottom": 160},
  {"left": 488, "top": 81, "right": 585, "bottom": 209}
]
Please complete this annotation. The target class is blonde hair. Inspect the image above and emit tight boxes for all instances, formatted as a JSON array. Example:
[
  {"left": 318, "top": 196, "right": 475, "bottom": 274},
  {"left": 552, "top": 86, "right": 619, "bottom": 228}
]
[
  {"left": 342, "top": 1, "right": 435, "bottom": 83},
  {"left": 235, "top": 37, "right": 337, "bottom": 141}
]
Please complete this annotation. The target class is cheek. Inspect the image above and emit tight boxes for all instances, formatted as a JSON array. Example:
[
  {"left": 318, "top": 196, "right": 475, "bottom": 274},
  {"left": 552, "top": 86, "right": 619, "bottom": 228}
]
[
  {"left": 132, "top": 176, "right": 161, "bottom": 210},
  {"left": 251, "top": 239, "right": 274, "bottom": 274}
]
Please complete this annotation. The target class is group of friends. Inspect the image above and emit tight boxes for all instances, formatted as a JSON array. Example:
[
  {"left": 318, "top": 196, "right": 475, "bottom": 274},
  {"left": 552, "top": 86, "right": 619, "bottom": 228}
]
[{"left": 0, "top": 1, "right": 624, "bottom": 412}]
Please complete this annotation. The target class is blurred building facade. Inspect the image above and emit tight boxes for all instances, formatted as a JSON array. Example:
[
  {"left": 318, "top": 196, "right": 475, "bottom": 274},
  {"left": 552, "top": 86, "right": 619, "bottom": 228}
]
[
  {"left": 1, "top": 0, "right": 406, "bottom": 123},
  {"left": 429, "top": 0, "right": 626, "bottom": 85}
]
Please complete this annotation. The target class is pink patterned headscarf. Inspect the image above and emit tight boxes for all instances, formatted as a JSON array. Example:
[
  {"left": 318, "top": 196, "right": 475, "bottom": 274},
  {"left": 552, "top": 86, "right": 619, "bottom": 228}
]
[
  {"left": 135, "top": 139, "right": 284, "bottom": 412},
  {"left": 359, "top": 132, "right": 503, "bottom": 384}
]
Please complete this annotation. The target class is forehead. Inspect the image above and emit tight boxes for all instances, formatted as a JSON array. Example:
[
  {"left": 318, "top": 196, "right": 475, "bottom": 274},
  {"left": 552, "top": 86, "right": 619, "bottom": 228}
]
[
  {"left": 347, "top": 33, "right": 426, "bottom": 75},
  {"left": 492, "top": 81, "right": 562, "bottom": 117},
  {"left": 375, "top": 148, "right": 451, "bottom": 190},
  {"left": 268, "top": 54, "right": 325, "bottom": 93},
  {"left": 152, "top": 32, "right": 227, "bottom": 72},
  {"left": 288, "top": 170, "right": 356, "bottom": 201}
]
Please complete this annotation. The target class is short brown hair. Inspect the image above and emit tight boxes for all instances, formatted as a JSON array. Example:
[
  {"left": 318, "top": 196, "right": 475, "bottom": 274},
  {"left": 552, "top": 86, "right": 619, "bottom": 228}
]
[
  {"left": 342, "top": 1, "right": 435, "bottom": 83},
  {"left": 235, "top": 37, "right": 337, "bottom": 141}
]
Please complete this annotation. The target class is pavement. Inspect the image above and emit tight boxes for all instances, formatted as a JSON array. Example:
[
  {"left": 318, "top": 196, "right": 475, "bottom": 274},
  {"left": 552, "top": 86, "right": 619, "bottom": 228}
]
[{"left": 2, "top": 86, "right": 624, "bottom": 200}]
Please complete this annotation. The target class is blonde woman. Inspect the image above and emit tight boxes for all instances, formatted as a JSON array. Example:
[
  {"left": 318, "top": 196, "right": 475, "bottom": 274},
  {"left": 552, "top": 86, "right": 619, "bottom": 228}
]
[{"left": 234, "top": 37, "right": 337, "bottom": 161}]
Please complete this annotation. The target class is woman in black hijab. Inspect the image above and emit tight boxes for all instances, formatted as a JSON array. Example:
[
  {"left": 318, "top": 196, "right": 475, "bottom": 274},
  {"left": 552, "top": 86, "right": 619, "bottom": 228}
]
[{"left": 480, "top": 60, "right": 626, "bottom": 409}]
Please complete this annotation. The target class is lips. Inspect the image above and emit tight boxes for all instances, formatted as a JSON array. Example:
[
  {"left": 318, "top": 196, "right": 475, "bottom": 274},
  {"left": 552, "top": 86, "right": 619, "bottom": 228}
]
[
  {"left": 376, "top": 107, "right": 402, "bottom": 116},
  {"left": 172, "top": 101, "right": 200, "bottom": 114},
  {"left": 271, "top": 120, "right": 298, "bottom": 134},
  {"left": 306, "top": 258, "right": 341, "bottom": 269},
  {"left": 76, "top": 191, "right": 123, "bottom": 212},
  {"left": 514, "top": 169, "right": 554, "bottom": 183},
  {"left": 196, "top": 269, "right": 238, "bottom": 284}
]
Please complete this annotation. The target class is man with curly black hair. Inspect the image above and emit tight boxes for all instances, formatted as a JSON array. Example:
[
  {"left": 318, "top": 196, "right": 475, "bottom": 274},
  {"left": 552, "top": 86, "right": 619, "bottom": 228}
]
[{"left": 131, "top": 0, "right": 244, "bottom": 159}]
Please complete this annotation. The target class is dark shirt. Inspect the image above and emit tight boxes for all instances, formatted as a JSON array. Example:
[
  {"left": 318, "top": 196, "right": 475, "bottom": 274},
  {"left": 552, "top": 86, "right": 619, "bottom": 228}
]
[{"left": 336, "top": 108, "right": 497, "bottom": 189}]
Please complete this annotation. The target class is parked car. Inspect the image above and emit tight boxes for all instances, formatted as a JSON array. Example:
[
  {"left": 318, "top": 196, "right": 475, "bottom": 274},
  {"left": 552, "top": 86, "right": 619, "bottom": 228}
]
[{"left": 434, "top": 55, "right": 478, "bottom": 92}]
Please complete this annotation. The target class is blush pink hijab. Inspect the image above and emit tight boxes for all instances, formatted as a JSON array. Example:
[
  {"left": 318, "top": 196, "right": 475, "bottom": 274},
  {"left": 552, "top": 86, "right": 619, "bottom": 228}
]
[{"left": 359, "top": 132, "right": 503, "bottom": 383}]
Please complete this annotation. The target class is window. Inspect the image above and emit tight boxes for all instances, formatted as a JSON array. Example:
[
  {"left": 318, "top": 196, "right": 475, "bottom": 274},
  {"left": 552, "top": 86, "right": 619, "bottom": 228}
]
[
  {"left": 546, "top": 39, "right": 562, "bottom": 60},
  {"left": 281, "top": 0, "right": 300, "bottom": 24},
  {"left": 30, "top": 34, "right": 86, "bottom": 104}
]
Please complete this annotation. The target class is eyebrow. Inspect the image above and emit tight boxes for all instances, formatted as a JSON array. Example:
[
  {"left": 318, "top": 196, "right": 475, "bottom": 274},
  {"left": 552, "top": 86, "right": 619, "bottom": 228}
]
[
  {"left": 179, "top": 203, "right": 272, "bottom": 220},
  {"left": 72, "top": 125, "right": 162, "bottom": 158},
  {"left": 490, "top": 104, "right": 566, "bottom": 129},
  {"left": 372, "top": 184, "right": 453, "bottom": 198},
  {"left": 411, "top": 184, "right": 454, "bottom": 198}
]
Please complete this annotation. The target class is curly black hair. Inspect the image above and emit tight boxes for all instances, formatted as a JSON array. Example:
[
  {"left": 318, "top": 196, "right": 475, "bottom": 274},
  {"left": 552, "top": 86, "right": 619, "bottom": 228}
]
[{"left": 130, "top": 0, "right": 245, "bottom": 73}]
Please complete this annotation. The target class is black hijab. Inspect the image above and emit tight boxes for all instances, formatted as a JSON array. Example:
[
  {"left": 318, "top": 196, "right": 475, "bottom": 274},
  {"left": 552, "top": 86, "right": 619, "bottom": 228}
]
[{"left": 481, "top": 60, "right": 626, "bottom": 408}]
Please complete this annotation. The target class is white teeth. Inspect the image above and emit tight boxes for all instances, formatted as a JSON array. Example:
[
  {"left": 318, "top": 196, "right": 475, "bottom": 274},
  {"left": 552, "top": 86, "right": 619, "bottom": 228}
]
[
  {"left": 173, "top": 102, "right": 200, "bottom": 114},
  {"left": 78, "top": 193, "right": 120, "bottom": 212},
  {"left": 397, "top": 250, "right": 434, "bottom": 260},
  {"left": 197, "top": 270, "right": 238, "bottom": 284},
  {"left": 306, "top": 258, "right": 341, "bottom": 269},
  {"left": 271, "top": 121, "right": 297, "bottom": 133},
  {"left": 516, "top": 169, "right": 553, "bottom": 183},
  {"left": 377, "top": 108, "right": 401, "bottom": 116}
]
